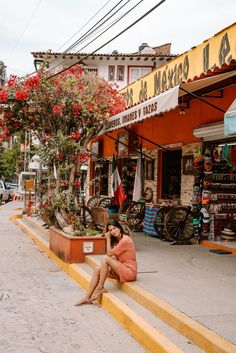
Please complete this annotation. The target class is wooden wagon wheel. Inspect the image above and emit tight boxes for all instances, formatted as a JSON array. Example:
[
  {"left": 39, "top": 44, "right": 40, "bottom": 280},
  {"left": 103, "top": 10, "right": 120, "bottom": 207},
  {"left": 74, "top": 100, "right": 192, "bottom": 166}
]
[
  {"left": 98, "top": 197, "right": 113, "bottom": 208},
  {"left": 87, "top": 196, "right": 100, "bottom": 209},
  {"left": 126, "top": 202, "right": 145, "bottom": 230},
  {"left": 164, "top": 206, "right": 193, "bottom": 241},
  {"left": 77, "top": 205, "right": 93, "bottom": 229},
  {"left": 118, "top": 200, "right": 131, "bottom": 222},
  {"left": 153, "top": 205, "right": 171, "bottom": 239}
]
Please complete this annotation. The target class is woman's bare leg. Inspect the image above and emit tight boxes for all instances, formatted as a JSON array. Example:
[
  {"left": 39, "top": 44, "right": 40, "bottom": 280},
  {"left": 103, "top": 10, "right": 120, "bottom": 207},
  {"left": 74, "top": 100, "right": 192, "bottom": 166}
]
[
  {"left": 90, "top": 256, "right": 120, "bottom": 300},
  {"left": 75, "top": 266, "right": 100, "bottom": 306}
]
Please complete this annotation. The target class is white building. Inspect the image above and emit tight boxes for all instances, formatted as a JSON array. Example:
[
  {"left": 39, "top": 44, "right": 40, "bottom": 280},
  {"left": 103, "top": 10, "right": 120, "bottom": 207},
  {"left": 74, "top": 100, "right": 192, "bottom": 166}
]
[{"left": 32, "top": 43, "right": 176, "bottom": 90}]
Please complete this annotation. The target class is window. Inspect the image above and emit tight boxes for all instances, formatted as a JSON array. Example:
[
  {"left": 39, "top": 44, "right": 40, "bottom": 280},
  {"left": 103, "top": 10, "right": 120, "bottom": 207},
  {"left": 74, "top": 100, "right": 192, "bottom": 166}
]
[
  {"left": 117, "top": 66, "right": 125, "bottom": 81},
  {"left": 129, "top": 67, "right": 152, "bottom": 83},
  {"left": 108, "top": 66, "right": 115, "bottom": 81},
  {"left": 85, "top": 67, "right": 98, "bottom": 75}
]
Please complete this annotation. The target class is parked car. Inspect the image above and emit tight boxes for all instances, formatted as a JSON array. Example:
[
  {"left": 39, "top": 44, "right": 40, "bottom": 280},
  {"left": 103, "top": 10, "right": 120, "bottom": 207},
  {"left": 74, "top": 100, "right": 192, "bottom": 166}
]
[
  {"left": 5, "top": 182, "right": 17, "bottom": 200},
  {"left": 0, "top": 181, "right": 11, "bottom": 203}
]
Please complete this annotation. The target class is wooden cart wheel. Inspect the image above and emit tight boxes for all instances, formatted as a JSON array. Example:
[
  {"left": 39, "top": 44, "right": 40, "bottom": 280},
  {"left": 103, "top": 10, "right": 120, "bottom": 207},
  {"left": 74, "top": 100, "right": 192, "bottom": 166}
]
[
  {"left": 77, "top": 206, "right": 93, "bottom": 229},
  {"left": 118, "top": 200, "right": 131, "bottom": 222},
  {"left": 98, "top": 197, "right": 113, "bottom": 208},
  {"left": 87, "top": 196, "right": 100, "bottom": 209},
  {"left": 153, "top": 206, "right": 171, "bottom": 238},
  {"left": 126, "top": 202, "right": 145, "bottom": 230},
  {"left": 164, "top": 206, "right": 193, "bottom": 241}
]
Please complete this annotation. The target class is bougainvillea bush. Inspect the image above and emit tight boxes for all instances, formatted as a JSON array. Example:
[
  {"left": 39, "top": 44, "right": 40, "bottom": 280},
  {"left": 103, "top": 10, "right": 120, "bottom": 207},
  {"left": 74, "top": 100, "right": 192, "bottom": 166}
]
[{"left": 0, "top": 65, "right": 125, "bottom": 233}]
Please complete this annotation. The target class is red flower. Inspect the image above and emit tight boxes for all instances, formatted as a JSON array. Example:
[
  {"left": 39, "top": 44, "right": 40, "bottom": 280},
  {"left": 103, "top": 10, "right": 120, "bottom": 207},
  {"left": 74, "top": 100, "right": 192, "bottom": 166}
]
[
  {"left": 53, "top": 105, "right": 62, "bottom": 116},
  {"left": 7, "top": 75, "right": 18, "bottom": 87},
  {"left": 72, "top": 103, "right": 82, "bottom": 116},
  {"left": 24, "top": 75, "right": 40, "bottom": 91},
  {"left": 0, "top": 90, "right": 8, "bottom": 103},
  {"left": 15, "top": 90, "right": 29, "bottom": 101},
  {"left": 75, "top": 181, "right": 82, "bottom": 188},
  {"left": 71, "top": 131, "right": 81, "bottom": 141}
]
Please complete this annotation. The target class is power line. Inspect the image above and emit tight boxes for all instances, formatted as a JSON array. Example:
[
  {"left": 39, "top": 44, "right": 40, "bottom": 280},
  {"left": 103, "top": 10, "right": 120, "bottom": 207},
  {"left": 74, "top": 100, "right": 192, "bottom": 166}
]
[
  {"left": 49, "top": 0, "right": 143, "bottom": 74},
  {"left": 7, "top": 0, "right": 43, "bottom": 60},
  {"left": 56, "top": 0, "right": 113, "bottom": 52},
  {"left": 64, "top": 0, "right": 129, "bottom": 53},
  {"left": 28, "top": 0, "right": 128, "bottom": 76},
  {"left": 47, "top": 0, "right": 167, "bottom": 80}
]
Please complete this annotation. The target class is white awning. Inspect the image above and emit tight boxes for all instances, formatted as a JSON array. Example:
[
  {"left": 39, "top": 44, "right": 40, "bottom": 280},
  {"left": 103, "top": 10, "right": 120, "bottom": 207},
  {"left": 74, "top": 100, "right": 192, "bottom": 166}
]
[
  {"left": 224, "top": 98, "right": 236, "bottom": 135},
  {"left": 102, "top": 85, "right": 179, "bottom": 133},
  {"left": 101, "top": 70, "right": 236, "bottom": 134}
]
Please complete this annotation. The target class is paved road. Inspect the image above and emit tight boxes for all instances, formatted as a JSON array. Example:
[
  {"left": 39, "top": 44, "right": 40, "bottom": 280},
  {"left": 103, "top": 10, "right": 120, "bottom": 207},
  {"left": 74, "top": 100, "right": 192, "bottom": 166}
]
[{"left": 0, "top": 202, "right": 146, "bottom": 353}]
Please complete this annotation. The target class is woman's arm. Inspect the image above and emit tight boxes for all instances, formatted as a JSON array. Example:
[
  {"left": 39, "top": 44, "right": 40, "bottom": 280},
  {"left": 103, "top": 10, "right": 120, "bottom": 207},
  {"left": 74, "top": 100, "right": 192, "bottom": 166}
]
[{"left": 105, "top": 231, "right": 113, "bottom": 256}]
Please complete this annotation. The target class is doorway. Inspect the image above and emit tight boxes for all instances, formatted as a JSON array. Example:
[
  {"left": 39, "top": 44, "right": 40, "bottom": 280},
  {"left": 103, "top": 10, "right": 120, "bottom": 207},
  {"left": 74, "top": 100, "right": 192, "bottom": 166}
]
[{"left": 161, "top": 149, "right": 182, "bottom": 199}]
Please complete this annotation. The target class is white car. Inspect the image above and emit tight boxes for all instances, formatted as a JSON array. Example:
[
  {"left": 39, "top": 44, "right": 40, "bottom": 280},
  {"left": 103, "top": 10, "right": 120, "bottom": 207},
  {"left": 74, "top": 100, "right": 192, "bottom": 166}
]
[{"left": 0, "top": 181, "right": 11, "bottom": 203}]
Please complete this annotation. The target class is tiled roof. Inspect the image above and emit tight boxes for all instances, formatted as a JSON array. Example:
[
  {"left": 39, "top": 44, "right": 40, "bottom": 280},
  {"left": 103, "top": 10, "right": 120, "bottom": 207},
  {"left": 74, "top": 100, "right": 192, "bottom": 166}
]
[{"left": 31, "top": 51, "right": 177, "bottom": 59}]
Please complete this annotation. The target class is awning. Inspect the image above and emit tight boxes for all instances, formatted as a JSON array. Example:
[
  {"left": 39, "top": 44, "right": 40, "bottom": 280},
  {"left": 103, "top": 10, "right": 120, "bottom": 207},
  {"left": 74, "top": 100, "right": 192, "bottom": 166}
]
[
  {"left": 193, "top": 121, "right": 236, "bottom": 141},
  {"left": 101, "top": 85, "right": 179, "bottom": 134},
  {"left": 180, "top": 70, "right": 236, "bottom": 97},
  {"left": 224, "top": 98, "right": 236, "bottom": 135},
  {"left": 101, "top": 70, "right": 236, "bottom": 134}
]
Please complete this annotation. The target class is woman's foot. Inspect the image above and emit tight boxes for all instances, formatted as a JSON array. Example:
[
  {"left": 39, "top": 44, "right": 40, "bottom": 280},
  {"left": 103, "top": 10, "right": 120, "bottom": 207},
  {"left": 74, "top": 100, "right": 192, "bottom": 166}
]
[
  {"left": 74, "top": 297, "right": 92, "bottom": 306},
  {"left": 90, "top": 288, "right": 107, "bottom": 301}
]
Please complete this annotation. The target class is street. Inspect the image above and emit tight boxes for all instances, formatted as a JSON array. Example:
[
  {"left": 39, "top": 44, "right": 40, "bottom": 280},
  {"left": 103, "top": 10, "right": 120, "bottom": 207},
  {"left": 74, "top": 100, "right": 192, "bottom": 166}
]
[{"left": 0, "top": 202, "right": 146, "bottom": 353}]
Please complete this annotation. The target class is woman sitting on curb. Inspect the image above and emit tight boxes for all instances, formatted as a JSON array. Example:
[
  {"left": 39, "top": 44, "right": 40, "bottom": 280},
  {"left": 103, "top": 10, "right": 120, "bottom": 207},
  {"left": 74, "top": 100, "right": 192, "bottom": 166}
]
[{"left": 75, "top": 220, "right": 137, "bottom": 306}]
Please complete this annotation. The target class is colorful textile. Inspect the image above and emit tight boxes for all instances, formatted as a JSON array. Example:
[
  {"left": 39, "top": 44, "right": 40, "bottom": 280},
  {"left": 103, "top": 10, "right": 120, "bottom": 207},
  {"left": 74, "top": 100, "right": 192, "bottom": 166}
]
[{"left": 143, "top": 206, "right": 159, "bottom": 236}]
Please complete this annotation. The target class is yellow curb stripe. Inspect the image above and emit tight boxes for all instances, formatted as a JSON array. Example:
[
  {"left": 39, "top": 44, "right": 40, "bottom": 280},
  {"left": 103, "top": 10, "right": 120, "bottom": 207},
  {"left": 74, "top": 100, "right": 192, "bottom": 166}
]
[
  {"left": 85, "top": 255, "right": 236, "bottom": 353},
  {"left": 11, "top": 216, "right": 184, "bottom": 353},
  {"left": 200, "top": 240, "right": 236, "bottom": 255},
  {"left": 102, "top": 293, "right": 183, "bottom": 353}
]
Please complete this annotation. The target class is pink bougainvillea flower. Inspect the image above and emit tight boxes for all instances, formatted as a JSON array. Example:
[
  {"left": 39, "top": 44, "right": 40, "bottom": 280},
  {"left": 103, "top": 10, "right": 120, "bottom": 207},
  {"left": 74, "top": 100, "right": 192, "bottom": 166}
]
[
  {"left": 53, "top": 105, "right": 62, "bottom": 116},
  {"left": 72, "top": 103, "right": 82, "bottom": 116},
  {"left": 7, "top": 75, "right": 18, "bottom": 88},
  {"left": 24, "top": 75, "right": 40, "bottom": 91},
  {"left": 15, "top": 90, "right": 29, "bottom": 101},
  {"left": 71, "top": 130, "right": 81, "bottom": 141},
  {"left": 75, "top": 181, "right": 81, "bottom": 188},
  {"left": 0, "top": 90, "right": 8, "bottom": 103}
]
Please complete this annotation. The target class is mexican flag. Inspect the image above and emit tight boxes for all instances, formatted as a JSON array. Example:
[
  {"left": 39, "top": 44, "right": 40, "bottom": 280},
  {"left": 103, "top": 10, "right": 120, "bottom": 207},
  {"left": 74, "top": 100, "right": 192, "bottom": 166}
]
[{"left": 111, "top": 155, "right": 127, "bottom": 206}]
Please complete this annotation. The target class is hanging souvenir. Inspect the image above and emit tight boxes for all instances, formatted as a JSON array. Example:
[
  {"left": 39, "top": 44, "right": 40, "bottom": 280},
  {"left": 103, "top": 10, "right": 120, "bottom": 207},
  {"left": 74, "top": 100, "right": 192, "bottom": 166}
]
[
  {"left": 213, "top": 146, "right": 223, "bottom": 163},
  {"left": 202, "top": 189, "right": 211, "bottom": 205},
  {"left": 203, "top": 148, "right": 213, "bottom": 174},
  {"left": 223, "top": 145, "right": 233, "bottom": 167}
]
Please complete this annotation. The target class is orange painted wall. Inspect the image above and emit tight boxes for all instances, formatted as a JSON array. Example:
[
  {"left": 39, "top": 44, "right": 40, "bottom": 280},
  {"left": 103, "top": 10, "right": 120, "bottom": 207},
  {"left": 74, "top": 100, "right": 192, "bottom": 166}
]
[{"left": 96, "top": 85, "right": 236, "bottom": 156}]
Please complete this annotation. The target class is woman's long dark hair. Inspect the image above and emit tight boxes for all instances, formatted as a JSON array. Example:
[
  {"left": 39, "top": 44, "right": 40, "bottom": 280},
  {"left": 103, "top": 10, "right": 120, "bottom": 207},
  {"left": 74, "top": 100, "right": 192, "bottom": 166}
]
[{"left": 104, "top": 220, "right": 124, "bottom": 248}]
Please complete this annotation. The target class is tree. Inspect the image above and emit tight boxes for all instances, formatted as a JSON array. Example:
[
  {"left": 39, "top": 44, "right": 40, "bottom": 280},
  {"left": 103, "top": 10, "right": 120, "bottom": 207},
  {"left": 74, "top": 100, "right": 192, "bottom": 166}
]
[{"left": 0, "top": 65, "right": 125, "bottom": 233}]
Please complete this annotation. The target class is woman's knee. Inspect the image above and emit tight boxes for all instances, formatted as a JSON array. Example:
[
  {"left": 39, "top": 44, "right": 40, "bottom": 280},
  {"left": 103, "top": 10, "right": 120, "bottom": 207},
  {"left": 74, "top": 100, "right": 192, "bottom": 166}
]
[
  {"left": 101, "top": 255, "right": 110, "bottom": 264},
  {"left": 94, "top": 266, "right": 100, "bottom": 275}
]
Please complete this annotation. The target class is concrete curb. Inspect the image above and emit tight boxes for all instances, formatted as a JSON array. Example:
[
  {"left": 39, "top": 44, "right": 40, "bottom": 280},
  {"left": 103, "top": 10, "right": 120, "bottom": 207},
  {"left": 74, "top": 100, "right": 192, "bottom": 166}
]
[
  {"left": 12, "top": 216, "right": 185, "bottom": 353},
  {"left": 85, "top": 256, "right": 236, "bottom": 353},
  {"left": 200, "top": 240, "right": 236, "bottom": 255}
]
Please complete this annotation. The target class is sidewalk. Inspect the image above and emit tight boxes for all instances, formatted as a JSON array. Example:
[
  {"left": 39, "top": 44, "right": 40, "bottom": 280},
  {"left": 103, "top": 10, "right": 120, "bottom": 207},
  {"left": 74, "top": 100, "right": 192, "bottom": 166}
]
[{"left": 4, "top": 201, "right": 236, "bottom": 353}]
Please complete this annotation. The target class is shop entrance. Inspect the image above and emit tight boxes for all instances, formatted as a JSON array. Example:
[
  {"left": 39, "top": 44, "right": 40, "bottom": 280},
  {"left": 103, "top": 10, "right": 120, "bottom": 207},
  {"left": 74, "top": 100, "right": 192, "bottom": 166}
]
[{"left": 161, "top": 149, "right": 182, "bottom": 199}]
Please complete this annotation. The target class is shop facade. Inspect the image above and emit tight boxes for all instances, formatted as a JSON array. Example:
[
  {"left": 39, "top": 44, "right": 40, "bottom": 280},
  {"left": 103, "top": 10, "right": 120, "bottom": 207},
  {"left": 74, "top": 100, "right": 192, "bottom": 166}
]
[{"left": 89, "top": 23, "right": 236, "bottom": 240}]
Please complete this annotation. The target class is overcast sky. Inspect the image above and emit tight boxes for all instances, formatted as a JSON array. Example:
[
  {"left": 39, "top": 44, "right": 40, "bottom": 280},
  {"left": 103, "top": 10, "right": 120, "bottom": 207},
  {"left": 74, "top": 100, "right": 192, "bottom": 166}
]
[{"left": 0, "top": 0, "right": 235, "bottom": 78}]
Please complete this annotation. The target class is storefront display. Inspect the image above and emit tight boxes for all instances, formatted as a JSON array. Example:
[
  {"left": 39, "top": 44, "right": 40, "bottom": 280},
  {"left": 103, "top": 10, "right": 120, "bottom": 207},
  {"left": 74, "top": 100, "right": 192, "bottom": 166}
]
[{"left": 193, "top": 142, "right": 236, "bottom": 241}]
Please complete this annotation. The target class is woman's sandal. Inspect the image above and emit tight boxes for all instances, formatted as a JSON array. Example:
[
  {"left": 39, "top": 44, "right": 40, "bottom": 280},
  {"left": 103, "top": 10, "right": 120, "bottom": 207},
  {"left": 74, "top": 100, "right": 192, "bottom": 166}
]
[{"left": 90, "top": 288, "right": 107, "bottom": 301}]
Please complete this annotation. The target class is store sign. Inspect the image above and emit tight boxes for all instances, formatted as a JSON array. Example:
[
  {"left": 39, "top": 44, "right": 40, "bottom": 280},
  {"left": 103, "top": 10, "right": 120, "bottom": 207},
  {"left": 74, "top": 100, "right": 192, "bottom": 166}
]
[
  {"left": 83, "top": 241, "right": 94, "bottom": 254},
  {"left": 102, "top": 85, "right": 179, "bottom": 133},
  {"left": 120, "top": 23, "right": 236, "bottom": 107}
]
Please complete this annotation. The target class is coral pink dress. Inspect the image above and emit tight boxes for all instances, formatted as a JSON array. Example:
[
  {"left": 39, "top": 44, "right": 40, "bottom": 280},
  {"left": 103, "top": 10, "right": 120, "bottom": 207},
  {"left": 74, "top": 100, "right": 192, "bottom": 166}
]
[{"left": 111, "top": 235, "right": 137, "bottom": 283}]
